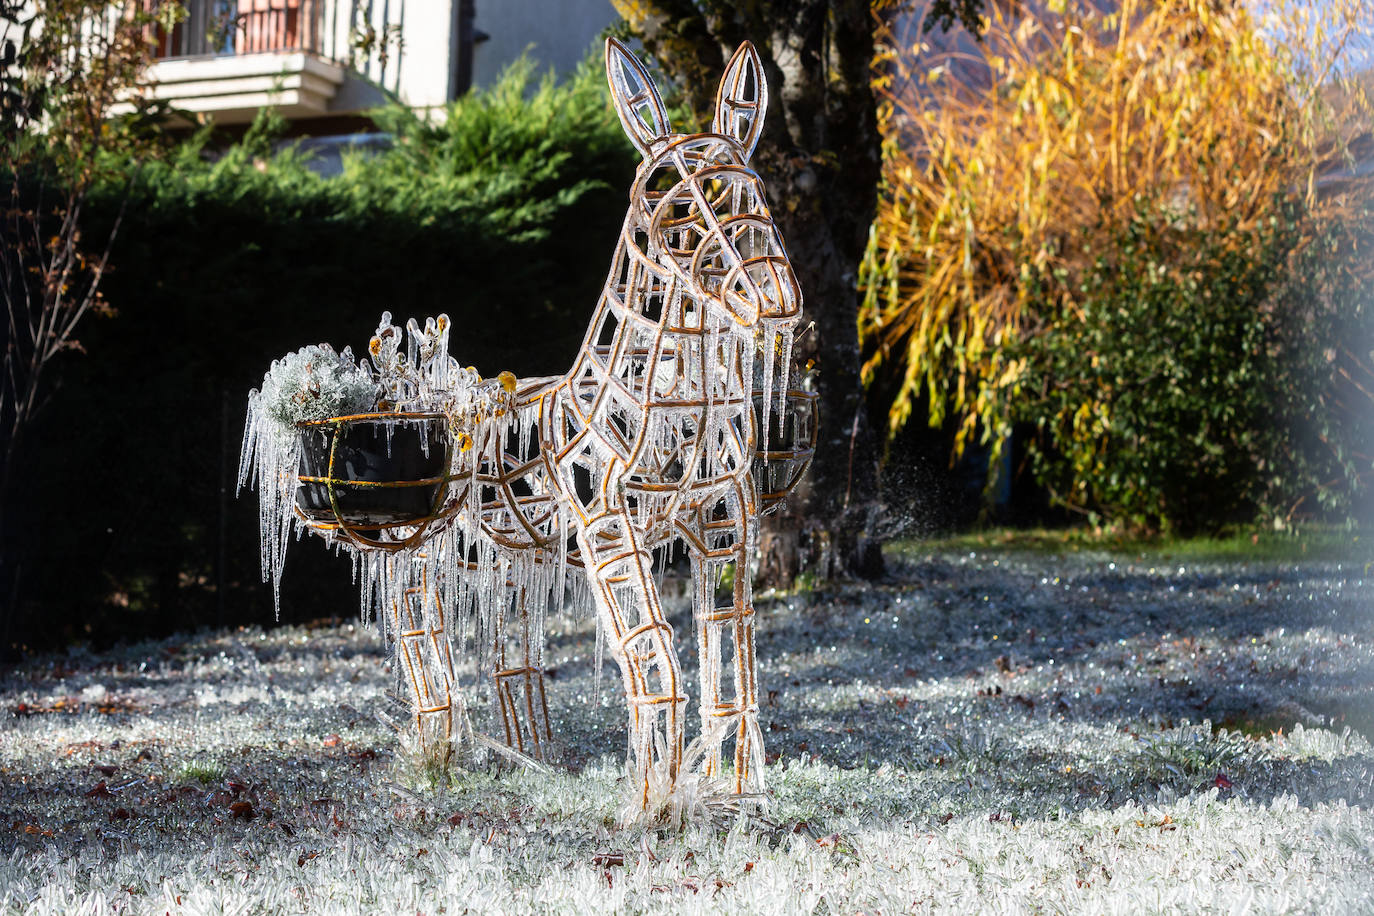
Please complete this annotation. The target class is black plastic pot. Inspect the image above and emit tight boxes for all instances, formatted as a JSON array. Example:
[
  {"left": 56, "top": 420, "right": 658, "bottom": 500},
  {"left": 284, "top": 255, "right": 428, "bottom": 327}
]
[{"left": 295, "top": 413, "right": 453, "bottom": 526}]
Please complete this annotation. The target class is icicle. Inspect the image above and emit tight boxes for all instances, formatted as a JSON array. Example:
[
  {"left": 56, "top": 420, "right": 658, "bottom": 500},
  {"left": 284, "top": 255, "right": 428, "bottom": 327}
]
[
  {"left": 235, "top": 398, "right": 259, "bottom": 495},
  {"left": 776, "top": 322, "right": 793, "bottom": 425},
  {"left": 593, "top": 597, "right": 606, "bottom": 706},
  {"left": 759, "top": 322, "right": 775, "bottom": 459},
  {"left": 555, "top": 511, "right": 568, "bottom": 620}
]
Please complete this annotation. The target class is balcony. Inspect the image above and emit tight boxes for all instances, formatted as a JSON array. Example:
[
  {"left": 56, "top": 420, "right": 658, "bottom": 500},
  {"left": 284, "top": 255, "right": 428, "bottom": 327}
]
[{"left": 134, "top": 1, "right": 357, "bottom": 124}]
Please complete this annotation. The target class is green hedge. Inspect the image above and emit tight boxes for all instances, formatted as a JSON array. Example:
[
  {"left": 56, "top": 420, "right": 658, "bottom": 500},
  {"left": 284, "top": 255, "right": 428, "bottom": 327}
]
[
  {"left": 1010, "top": 198, "right": 1372, "bottom": 533},
  {"left": 7, "top": 56, "right": 637, "bottom": 650}
]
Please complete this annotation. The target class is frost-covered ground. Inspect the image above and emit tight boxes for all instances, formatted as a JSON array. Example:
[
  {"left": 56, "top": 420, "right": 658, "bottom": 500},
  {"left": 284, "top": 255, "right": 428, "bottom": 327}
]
[{"left": 2, "top": 545, "right": 1372, "bottom": 914}]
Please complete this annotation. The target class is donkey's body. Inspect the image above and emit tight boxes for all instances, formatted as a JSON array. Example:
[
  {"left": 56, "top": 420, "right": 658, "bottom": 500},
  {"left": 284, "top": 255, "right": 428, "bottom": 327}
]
[{"left": 467, "top": 40, "right": 802, "bottom": 807}]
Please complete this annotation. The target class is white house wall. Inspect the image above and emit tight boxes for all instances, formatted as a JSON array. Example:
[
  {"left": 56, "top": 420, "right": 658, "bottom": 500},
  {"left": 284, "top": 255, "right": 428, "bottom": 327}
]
[
  {"left": 103, "top": 0, "right": 615, "bottom": 126},
  {"left": 324, "top": 0, "right": 451, "bottom": 113},
  {"left": 471, "top": 0, "right": 615, "bottom": 89}
]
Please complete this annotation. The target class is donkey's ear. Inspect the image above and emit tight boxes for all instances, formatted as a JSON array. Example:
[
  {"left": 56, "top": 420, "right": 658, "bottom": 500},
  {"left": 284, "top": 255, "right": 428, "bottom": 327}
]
[
  {"left": 605, "top": 37, "right": 671, "bottom": 158},
  {"left": 712, "top": 42, "right": 767, "bottom": 162}
]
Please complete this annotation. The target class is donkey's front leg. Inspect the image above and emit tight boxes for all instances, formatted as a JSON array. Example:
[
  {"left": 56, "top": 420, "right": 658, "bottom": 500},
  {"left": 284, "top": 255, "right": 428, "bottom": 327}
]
[
  {"left": 578, "top": 509, "right": 686, "bottom": 811},
  {"left": 687, "top": 477, "right": 765, "bottom": 797},
  {"left": 388, "top": 555, "right": 459, "bottom": 760}
]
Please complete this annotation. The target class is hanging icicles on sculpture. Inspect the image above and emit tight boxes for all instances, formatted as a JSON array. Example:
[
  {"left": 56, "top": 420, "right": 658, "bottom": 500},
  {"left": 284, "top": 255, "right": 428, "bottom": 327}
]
[{"left": 238, "top": 37, "right": 817, "bottom": 816}]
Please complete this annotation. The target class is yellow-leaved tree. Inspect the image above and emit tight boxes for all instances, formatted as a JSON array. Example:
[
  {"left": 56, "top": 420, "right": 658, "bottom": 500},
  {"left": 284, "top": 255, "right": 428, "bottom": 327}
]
[{"left": 861, "top": 0, "right": 1372, "bottom": 529}]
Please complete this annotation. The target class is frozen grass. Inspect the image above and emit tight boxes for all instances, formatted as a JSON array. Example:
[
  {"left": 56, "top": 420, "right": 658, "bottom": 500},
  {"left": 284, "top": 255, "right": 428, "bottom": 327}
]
[{"left": 1, "top": 545, "right": 1371, "bottom": 914}]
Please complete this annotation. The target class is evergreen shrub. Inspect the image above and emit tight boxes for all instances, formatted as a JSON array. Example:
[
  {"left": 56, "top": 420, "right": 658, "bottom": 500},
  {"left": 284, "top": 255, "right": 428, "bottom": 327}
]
[{"left": 9, "top": 55, "right": 637, "bottom": 649}]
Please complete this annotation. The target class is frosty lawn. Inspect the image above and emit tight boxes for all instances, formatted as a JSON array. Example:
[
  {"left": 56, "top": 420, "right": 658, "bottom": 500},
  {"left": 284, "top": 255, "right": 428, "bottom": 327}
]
[{"left": 2, "top": 544, "right": 1371, "bottom": 914}]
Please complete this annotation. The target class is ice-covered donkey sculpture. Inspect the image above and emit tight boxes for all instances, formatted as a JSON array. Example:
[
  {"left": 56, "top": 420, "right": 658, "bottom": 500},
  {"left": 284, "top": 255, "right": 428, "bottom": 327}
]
[
  {"left": 239, "top": 38, "right": 812, "bottom": 816},
  {"left": 493, "top": 38, "right": 806, "bottom": 810}
]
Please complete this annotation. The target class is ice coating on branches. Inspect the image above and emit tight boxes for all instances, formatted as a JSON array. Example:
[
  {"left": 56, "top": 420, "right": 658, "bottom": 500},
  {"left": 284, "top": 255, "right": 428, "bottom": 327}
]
[
  {"left": 256, "top": 344, "right": 378, "bottom": 427},
  {"left": 369, "top": 311, "right": 516, "bottom": 430}
]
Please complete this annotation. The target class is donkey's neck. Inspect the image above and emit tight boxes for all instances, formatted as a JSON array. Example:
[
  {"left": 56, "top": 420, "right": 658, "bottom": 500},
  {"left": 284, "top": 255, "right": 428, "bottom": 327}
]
[{"left": 579, "top": 235, "right": 756, "bottom": 397}]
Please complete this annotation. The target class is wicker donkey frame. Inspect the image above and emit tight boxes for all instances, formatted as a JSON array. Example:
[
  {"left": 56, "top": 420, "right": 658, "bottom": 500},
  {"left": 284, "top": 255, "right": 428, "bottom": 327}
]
[
  {"left": 278, "top": 38, "right": 809, "bottom": 812},
  {"left": 497, "top": 38, "right": 804, "bottom": 808}
]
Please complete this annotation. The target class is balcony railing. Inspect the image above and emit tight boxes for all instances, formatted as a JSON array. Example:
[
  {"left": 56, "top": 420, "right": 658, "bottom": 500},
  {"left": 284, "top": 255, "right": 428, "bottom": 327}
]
[{"left": 143, "top": 0, "right": 340, "bottom": 62}]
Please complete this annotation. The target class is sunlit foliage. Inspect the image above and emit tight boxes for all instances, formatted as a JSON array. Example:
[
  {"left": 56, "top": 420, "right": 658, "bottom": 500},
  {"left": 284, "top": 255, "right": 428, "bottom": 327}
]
[{"left": 861, "top": 0, "right": 1373, "bottom": 528}]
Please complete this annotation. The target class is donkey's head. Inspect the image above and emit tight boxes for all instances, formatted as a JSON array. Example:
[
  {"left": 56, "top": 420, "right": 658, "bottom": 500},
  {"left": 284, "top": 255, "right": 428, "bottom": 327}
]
[{"left": 606, "top": 38, "right": 801, "bottom": 331}]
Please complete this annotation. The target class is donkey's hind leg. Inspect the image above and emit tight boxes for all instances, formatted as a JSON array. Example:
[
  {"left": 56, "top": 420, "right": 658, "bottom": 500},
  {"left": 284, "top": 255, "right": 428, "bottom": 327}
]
[
  {"left": 491, "top": 574, "right": 553, "bottom": 762},
  {"left": 578, "top": 509, "right": 687, "bottom": 812},
  {"left": 686, "top": 477, "right": 765, "bottom": 797}
]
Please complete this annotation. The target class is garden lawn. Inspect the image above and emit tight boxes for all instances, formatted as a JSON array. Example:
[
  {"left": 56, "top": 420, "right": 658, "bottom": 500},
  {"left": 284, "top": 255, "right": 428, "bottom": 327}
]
[{"left": 1, "top": 543, "right": 1371, "bottom": 914}]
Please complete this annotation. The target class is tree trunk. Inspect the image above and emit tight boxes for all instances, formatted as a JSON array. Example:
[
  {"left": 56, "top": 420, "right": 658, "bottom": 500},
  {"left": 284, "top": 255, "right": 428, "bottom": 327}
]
[
  {"left": 615, "top": 0, "right": 887, "bottom": 583},
  {"left": 759, "top": 158, "right": 886, "bottom": 582}
]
